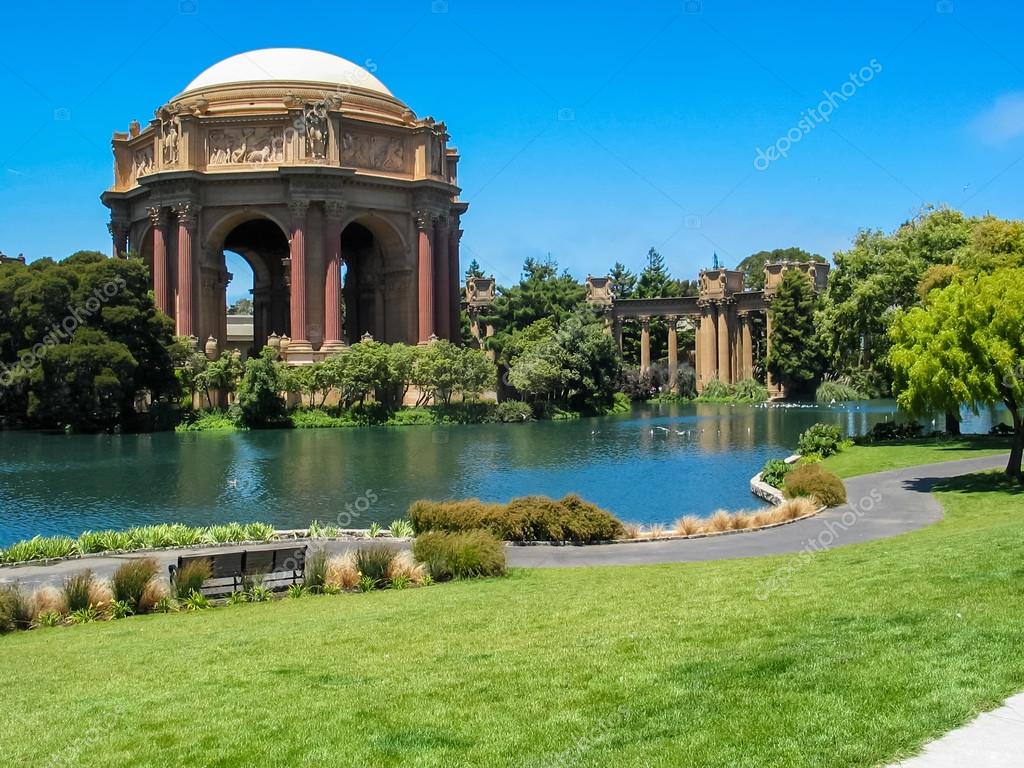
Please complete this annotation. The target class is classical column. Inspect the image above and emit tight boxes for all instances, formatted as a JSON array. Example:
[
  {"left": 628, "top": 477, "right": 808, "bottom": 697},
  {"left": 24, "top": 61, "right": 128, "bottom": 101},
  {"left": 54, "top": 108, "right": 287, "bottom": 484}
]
[
  {"left": 717, "top": 302, "right": 732, "bottom": 384},
  {"left": 434, "top": 215, "right": 451, "bottom": 341},
  {"left": 172, "top": 202, "right": 197, "bottom": 338},
  {"left": 613, "top": 315, "right": 623, "bottom": 354},
  {"left": 416, "top": 211, "right": 435, "bottom": 344},
  {"left": 693, "top": 313, "right": 702, "bottom": 388},
  {"left": 147, "top": 206, "right": 170, "bottom": 316},
  {"left": 322, "top": 202, "right": 345, "bottom": 354},
  {"left": 639, "top": 317, "right": 651, "bottom": 374},
  {"left": 741, "top": 313, "right": 753, "bottom": 380},
  {"left": 667, "top": 316, "right": 678, "bottom": 390},
  {"left": 108, "top": 218, "right": 130, "bottom": 260},
  {"left": 765, "top": 307, "right": 776, "bottom": 392},
  {"left": 449, "top": 223, "right": 462, "bottom": 343},
  {"left": 706, "top": 304, "right": 720, "bottom": 382},
  {"left": 288, "top": 200, "right": 312, "bottom": 355}
]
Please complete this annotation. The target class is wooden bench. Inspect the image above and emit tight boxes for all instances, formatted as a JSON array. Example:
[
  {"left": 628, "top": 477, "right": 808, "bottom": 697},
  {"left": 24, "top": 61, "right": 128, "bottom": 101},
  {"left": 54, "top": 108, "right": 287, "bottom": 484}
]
[{"left": 168, "top": 544, "right": 308, "bottom": 598}]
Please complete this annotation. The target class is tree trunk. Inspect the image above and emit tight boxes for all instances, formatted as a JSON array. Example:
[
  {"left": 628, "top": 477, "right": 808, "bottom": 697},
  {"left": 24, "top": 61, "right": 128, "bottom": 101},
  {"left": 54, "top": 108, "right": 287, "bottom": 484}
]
[
  {"left": 945, "top": 411, "right": 961, "bottom": 436},
  {"left": 1008, "top": 406, "right": 1023, "bottom": 480}
]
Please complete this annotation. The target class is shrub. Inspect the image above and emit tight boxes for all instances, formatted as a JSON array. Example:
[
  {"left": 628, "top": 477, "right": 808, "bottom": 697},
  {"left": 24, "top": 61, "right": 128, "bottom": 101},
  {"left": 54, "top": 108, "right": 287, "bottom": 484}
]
[
  {"left": 304, "top": 548, "right": 328, "bottom": 593},
  {"left": 863, "top": 421, "right": 924, "bottom": 442},
  {"left": 326, "top": 554, "right": 360, "bottom": 590},
  {"left": 68, "top": 606, "right": 101, "bottom": 624},
  {"left": 0, "top": 585, "right": 32, "bottom": 632},
  {"left": 388, "top": 519, "right": 414, "bottom": 538},
  {"left": 181, "top": 591, "right": 211, "bottom": 610},
  {"left": 172, "top": 559, "right": 211, "bottom": 599},
  {"left": 815, "top": 379, "right": 869, "bottom": 403},
  {"left": 29, "top": 586, "right": 67, "bottom": 621},
  {"left": 412, "top": 531, "right": 506, "bottom": 581},
  {"left": 760, "top": 458, "right": 792, "bottom": 488},
  {"left": 784, "top": 464, "right": 847, "bottom": 507},
  {"left": 354, "top": 545, "right": 398, "bottom": 587},
  {"left": 111, "top": 558, "right": 159, "bottom": 612},
  {"left": 796, "top": 423, "right": 844, "bottom": 458},
  {"left": 409, "top": 494, "right": 624, "bottom": 543},
  {"left": 495, "top": 400, "right": 533, "bottom": 423},
  {"left": 62, "top": 571, "right": 96, "bottom": 613},
  {"left": 732, "top": 378, "right": 769, "bottom": 403},
  {"left": 696, "top": 378, "right": 735, "bottom": 401}
]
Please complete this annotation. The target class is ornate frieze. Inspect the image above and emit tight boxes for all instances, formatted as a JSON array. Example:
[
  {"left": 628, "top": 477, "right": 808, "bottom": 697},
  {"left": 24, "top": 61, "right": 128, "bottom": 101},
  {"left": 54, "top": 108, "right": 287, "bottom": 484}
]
[
  {"left": 207, "top": 127, "right": 285, "bottom": 166},
  {"left": 342, "top": 130, "right": 405, "bottom": 172}
]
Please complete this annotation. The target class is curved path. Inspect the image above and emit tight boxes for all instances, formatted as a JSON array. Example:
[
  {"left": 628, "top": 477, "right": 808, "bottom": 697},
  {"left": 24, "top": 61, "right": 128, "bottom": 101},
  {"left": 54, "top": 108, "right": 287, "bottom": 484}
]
[{"left": 0, "top": 454, "right": 1006, "bottom": 588}]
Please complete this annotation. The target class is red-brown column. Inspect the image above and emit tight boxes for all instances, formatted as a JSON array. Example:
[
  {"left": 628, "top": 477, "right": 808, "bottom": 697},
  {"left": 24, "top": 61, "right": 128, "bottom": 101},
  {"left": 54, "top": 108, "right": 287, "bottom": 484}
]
[
  {"left": 449, "top": 221, "right": 462, "bottom": 342},
  {"left": 323, "top": 203, "right": 345, "bottom": 348},
  {"left": 289, "top": 200, "right": 309, "bottom": 345},
  {"left": 172, "top": 202, "right": 197, "bottom": 338},
  {"left": 434, "top": 215, "right": 451, "bottom": 341},
  {"left": 148, "top": 206, "right": 170, "bottom": 315},
  {"left": 416, "top": 211, "right": 434, "bottom": 343}
]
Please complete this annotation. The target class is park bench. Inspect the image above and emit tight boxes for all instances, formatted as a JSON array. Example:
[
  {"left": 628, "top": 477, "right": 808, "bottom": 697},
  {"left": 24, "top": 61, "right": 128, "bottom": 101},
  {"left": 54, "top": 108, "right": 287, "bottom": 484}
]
[{"left": 168, "top": 544, "right": 307, "bottom": 597}]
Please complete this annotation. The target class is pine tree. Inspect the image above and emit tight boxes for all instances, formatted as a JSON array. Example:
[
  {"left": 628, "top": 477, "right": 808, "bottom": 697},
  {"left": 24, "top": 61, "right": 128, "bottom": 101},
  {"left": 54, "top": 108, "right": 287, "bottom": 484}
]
[
  {"left": 465, "top": 259, "right": 484, "bottom": 281},
  {"left": 766, "top": 270, "right": 824, "bottom": 398}
]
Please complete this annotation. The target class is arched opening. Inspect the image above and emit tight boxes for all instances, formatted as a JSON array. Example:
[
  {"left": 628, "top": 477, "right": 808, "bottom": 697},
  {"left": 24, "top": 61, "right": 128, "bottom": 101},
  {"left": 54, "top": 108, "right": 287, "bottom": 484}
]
[
  {"left": 224, "top": 251, "right": 255, "bottom": 359},
  {"left": 339, "top": 218, "right": 411, "bottom": 343},
  {"left": 219, "top": 218, "right": 290, "bottom": 354}
]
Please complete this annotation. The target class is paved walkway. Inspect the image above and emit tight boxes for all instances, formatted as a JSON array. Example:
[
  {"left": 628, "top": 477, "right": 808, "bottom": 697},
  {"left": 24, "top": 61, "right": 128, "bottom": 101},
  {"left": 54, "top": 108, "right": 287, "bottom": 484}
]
[{"left": 890, "top": 693, "right": 1024, "bottom": 767}]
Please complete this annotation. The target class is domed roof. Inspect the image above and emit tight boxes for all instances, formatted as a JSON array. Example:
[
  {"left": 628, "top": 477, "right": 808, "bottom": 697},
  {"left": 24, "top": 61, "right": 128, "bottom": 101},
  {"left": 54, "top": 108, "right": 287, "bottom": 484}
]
[{"left": 180, "top": 48, "right": 392, "bottom": 97}]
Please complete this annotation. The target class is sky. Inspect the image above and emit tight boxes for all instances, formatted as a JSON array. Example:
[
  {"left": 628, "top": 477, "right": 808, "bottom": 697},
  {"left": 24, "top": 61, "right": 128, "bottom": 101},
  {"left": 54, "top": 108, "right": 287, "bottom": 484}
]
[{"left": 1, "top": 0, "right": 1022, "bottom": 298}]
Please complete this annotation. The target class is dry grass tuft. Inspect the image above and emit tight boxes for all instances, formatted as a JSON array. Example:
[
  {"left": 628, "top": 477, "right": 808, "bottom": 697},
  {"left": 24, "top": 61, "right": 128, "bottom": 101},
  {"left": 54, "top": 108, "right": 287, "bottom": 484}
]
[
  {"left": 622, "top": 522, "right": 642, "bottom": 540},
  {"left": 387, "top": 551, "right": 426, "bottom": 584},
  {"left": 706, "top": 510, "right": 733, "bottom": 533},
  {"left": 326, "top": 553, "right": 360, "bottom": 590},
  {"left": 648, "top": 524, "right": 667, "bottom": 539},
  {"left": 138, "top": 579, "right": 168, "bottom": 613},
  {"left": 674, "top": 516, "right": 703, "bottom": 536},
  {"left": 87, "top": 580, "right": 113, "bottom": 610},
  {"left": 777, "top": 496, "right": 816, "bottom": 521},
  {"left": 29, "top": 586, "right": 67, "bottom": 619},
  {"left": 749, "top": 509, "right": 780, "bottom": 527},
  {"left": 730, "top": 512, "right": 754, "bottom": 530}
]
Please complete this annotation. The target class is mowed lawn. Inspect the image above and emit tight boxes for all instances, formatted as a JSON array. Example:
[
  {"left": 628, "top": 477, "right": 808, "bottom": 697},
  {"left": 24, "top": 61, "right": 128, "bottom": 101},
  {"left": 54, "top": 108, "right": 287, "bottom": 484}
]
[
  {"left": 822, "top": 436, "right": 1011, "bottom": 478},
  {"left": 1, "top": 473, "right": 1023, "bottom": 766}
]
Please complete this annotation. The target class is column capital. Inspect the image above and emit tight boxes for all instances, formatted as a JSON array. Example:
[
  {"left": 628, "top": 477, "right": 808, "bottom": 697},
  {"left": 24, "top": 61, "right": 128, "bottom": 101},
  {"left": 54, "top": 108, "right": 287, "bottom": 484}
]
[
  {"left": 640, "top": 316, "right": 651, "bottom": 329},
  {"left": 324, "top": 200, "right": 347, "bottom": 222},
  {"left": 288, "top": 199, "right": 311, "bottom": 222},
  {"left": 414, "top": 210, "right": 435, "bottom": 231},
  {"left": 107, "top": 219, "right": 130, "bottom": 237},
  {"left": 147, "top": 206, "right": 168, "bottom": 227},
  {"left": 171, "top": 201, "right": 198, "bottom": 228}
]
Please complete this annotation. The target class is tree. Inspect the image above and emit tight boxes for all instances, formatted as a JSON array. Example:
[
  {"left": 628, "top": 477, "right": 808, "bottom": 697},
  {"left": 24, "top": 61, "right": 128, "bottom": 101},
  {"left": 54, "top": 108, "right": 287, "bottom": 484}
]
[
  {"left": 482, "top": 257, "right": 586, "bottom": 349},
  {"left": 337, "top": 340, "right": 392, "bottom": 407},
  {"left": 464, "top": 259, "right": 484, "bottom": 281},
  {"left": 227, "top": 298, "right": 253, "bottom": 315},
  {"left": 608, "top": 262, "right": 636, "bottom": 300},
  {"left": 235, "top": 348, "right": 288, "bottom": 427},
  {"left": 889, "top": 268, "right": 1024, "bottom": 479},
  {"left": 737, "top": 247, "right": 823, "bottom": 290},
  {"left": 634, "top": 248, "right": 676, "bottom": 364},
  {"left": 766, "top": 270, "right": 823, "bottom": 399}
]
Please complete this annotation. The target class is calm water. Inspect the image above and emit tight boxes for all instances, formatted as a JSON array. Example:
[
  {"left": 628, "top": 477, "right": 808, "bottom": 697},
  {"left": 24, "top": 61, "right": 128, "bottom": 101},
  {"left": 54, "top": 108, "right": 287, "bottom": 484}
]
[{"left": 0, "top": 401, "right": 1008, "bottom": 546}]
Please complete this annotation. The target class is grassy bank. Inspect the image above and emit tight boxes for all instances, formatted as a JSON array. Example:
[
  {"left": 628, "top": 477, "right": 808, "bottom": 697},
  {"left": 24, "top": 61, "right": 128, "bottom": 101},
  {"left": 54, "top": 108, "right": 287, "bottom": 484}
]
[
  {"left": 1, "top": 469, "right": 1022, "bottom": 766},
  {"left": 822, "top": 436, "right": 1010, "bottom": 478}
]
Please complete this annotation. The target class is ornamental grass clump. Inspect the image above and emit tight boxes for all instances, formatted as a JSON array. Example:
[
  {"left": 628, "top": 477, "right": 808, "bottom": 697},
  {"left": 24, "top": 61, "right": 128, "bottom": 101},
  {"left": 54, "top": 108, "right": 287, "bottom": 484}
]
[
  {"left": 354, "top": 545, "right": 397, "bottom": 587},
  {"left": 0, "top": 585, "right": 32, "bottom": 632},
  {"left": 62, "top": 571, "right": 96, "bottom": 613},
  {"left": 28, "top": 586, "right": 67, "bottom": 622},
  {"left": 783, "top": 464, "right": 848, "bottom": 507},
  {"left": 412, "top": 531, "right": 506, "bottom": 581},
  {"left": 304, "top": 548, "right": 329, "bottom": 593},
  {"left": 172, "top": 559, "right": 211, "bottom": 599},
  {"left": 325, "top": 553, "right": 360, "bottom": 590},
  {"left": 111, "top": 558, "right": 160, "bottom": 613}
]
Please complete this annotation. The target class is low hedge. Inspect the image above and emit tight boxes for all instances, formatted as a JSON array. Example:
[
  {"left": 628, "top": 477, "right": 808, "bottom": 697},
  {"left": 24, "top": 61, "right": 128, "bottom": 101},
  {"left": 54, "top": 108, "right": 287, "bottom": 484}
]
[
  {"left": 783, "top": 464, "right": 847, "bottom": 507},
  {"left": 412, "top": 531, "right": 506, "bottom": 580},
  {"left": 409, "top": 494, "right": 625, "bottom": 543}
]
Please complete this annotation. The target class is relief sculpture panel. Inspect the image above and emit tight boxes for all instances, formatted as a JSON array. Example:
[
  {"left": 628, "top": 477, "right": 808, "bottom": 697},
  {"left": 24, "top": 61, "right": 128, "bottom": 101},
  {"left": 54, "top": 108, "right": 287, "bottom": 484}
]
[
  {"left": 207, "top": 127, "right": 285, "bottom": 166},
  {"left": 341, "top": 131, "right": 405, "bottom": 172}
]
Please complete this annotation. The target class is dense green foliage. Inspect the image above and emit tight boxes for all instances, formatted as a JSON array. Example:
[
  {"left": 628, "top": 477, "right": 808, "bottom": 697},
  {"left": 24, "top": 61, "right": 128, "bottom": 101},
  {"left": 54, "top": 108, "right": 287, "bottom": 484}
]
[
  {"left": 409, "top": 494, "right": 625, "bottom": 543},
  {"left": 766, "top": 269, "right": 824, "bottom": 398},
  {"left": 796, "top": 423, "right": 845, "bottom": 458},
  {"left": 783, "top": 463, "right": 848, "bottom": 506},
  {"left": 411, "top": 530, "right": 507, "bottom": 580},
  {"left": 481, "top": 257, "right": 586, "bottom": 341},
  {"left": 889, "top": 267, "right": 1024, "bottom": 478},
  {"left": 737, "top": 246, "right": 824, "bottom": 290},
  {"left": 0, "top": 252, "right": 177, "bottom": 431},
  {"left": 0, "top": 522, "right": 276, "bottom": 564},
  {"left": 815, "top": 378, "right": 870, "bottom": 403},
  {"left": 760, "top": 458, "right": 793, "bottom": 488},
  {"left": 695, "top": 377, "right": 769, "bottom": 403},
  {"left": 235, "top": 348, "right": 290, "bottom": 428}
]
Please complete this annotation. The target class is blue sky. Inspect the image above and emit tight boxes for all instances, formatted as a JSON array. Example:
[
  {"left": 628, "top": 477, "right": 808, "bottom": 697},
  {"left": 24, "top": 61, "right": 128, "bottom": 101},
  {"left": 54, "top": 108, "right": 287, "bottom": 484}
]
[{"left": 1, "top": 0, "right": 1022, "bottom": 298}]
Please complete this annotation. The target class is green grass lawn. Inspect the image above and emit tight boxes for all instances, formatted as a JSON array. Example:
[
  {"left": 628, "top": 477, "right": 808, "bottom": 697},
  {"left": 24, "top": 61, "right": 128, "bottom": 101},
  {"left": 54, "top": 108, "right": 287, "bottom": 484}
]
[
  {"left": 822, "top": 436, "right": 1011, "bottom": 478},
  {"left": 1, "top": 470, "right": 1023, "bottom": 766}
]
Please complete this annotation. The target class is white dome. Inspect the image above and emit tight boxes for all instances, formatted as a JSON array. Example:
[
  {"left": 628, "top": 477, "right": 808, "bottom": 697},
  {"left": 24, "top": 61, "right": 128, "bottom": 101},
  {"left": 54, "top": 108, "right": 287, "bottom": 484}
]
[{"left": 180, "top": 48, "right": 392, "bottom": 97}]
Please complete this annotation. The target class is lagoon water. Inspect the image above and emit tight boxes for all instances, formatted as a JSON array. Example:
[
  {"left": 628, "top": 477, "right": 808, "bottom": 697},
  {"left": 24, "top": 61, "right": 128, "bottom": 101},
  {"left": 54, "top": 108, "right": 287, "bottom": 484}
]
[{"left": 0, "top": 401, "right": 1007, "bottom": 546}]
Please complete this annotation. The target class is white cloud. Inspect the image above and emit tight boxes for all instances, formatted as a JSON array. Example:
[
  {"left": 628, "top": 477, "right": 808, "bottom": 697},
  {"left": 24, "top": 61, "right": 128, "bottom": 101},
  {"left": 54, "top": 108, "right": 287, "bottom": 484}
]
[{"left": 970, "top": 92, "right": 1024, "bottom": 144}]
